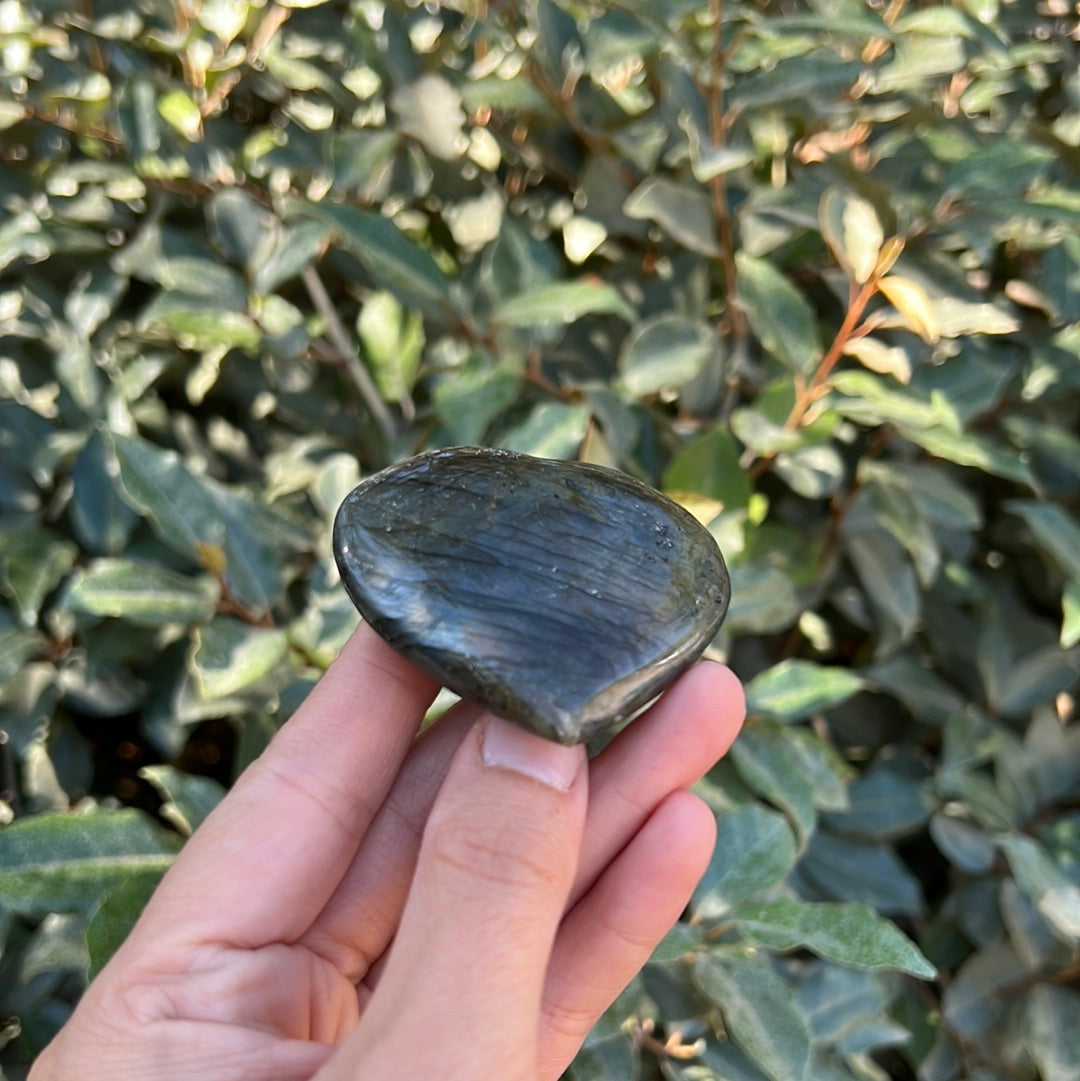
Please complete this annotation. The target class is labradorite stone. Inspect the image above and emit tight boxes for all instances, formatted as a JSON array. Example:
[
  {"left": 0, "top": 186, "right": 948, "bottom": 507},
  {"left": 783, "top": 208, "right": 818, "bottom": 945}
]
[{"left": 333, "top": 447, "right": 730, "bottom": 745}]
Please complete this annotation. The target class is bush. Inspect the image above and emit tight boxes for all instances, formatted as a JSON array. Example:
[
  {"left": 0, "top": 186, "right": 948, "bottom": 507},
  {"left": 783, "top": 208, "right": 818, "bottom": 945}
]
[{"left": 1, "top": 0, "right": 1078, "bottom": 1077}]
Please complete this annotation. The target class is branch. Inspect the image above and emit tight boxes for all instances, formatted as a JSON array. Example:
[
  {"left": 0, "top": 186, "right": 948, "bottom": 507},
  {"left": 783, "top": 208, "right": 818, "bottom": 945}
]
[
  {"left": 301, "top": 266, "right": 398, "bottom": 444},
  {"left": 706, "top": 0, "right": 746, "bottom": 344}
]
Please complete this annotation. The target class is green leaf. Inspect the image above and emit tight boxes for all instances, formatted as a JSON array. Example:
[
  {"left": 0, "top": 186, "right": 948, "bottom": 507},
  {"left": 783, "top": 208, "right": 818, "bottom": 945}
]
[
  {"left": 746, "top": 661, "right": 864, "bottom": 722},
  {"left": 693, "top": 804, "right": 797, "bottom": 919},
  {"left": 63, "top": 559, "right": 220, "bottom": 625},
  {"left": 498, "top": 402, "right": 591, "bottom": 459},
  {"left": 139, "top": 765, "right": 226, "bottom": 836},
  {"left": 0, "top": 809, "right": 177, "bottom": 914},
  {"left": 357, "top": 290, "right": 425, "bottom": 404},
  {"left": 1006, "top": 501, "right": 1080, "bottom": 582},
  {"left": 802, "top": 832, "right": 924, "bottom": 917},
  {"left": 114, "top": 434, "right": 298, "bottom": 614},
  {"left": 157, "top": 90, "right": 202, "bottom": 139},
  {"left": 878, "top": 275, "right": 940, "bottom": 342},
  {"left": 694, "top": 952, "right": 812, "bottom": 1081},
  {"left": 617, "top": 315, "right": 715, "bottom": 396},
  {"left": 731, "top": 722, "right": 817, "bottom": 847},
  {"left": 390, "top": 74, "right": 466, "bottom": 161},
  {"left": 0, "top": 523, "right": 78, "bottom": 628},
  {"left": 819, "top": 188, "right": 884, "bottom": 284},
  {"left": 70, "top": 430, "right": 138, "bottom": 556},
  {"left": 1023, "top": 985, "right": 1080, "bottom": 1081},
  {"left": 662, "top": 427, "right": 751, "bottom": 510},
  {"left": 86, "top": 872, "right": 162, "bottom": 980},
  {"left": 191, "top": 617, "right": 289, "bottom": 699},
  {"left": 824, "top": 753, "right": 933, "bottom": 840},
  {"left": 252, "top": 220, "right": 332, "bottom": 295},
  {"left": 732, "top": 898, "right": 936, "bottom": 978},
  {"left": 736, "top": 252, "right": 821, "bottom": 374},
  {"left": 724, "top": 564, "right": 801, "bottom": 636},
  {"left": 295, "top": 201, "right": 451, "bottom": 316},
  {"left": 998, "top": 834, "right": 1080, "bottom": 943},
  {"left": 432, "top": 355, "right": 522, "bottom": 445},
  {"left": 1062, "top": 580, "right": 1080, "bottom": 649},
  {"left": 845, "top": 529, "right": 920, "bottom": 650},
  {"left": 207, "top": 189, "right": 270, "bottom": 272},
  {"left": 623, "top": 177, "right": 719, "bottom": 257},
  {"left": 494, "top": 279, "right": 635, "bottom": 328}
]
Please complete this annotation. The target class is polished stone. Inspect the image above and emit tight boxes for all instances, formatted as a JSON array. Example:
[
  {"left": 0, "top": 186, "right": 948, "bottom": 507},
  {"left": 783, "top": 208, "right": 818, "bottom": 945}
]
[{"left": 333, "top": 447, "right": 730, "bottom": 744}]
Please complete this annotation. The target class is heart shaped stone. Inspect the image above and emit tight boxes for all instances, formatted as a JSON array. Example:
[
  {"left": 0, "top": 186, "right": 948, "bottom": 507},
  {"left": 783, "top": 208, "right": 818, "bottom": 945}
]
[{"left": 333, "top": 447, "right": 730, "bottom": 744}]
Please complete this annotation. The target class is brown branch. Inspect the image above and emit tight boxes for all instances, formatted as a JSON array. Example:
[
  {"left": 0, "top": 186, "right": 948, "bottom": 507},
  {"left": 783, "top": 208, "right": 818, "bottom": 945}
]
[{"left": 706, "top": 0, "right": 746, "bottom": 344}]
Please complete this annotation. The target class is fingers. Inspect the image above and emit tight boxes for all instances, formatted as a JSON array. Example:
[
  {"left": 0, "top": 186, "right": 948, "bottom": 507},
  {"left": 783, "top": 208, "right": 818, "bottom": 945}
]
[
  {"left": 304, "top": 661, "right": 743, "bottom": 982},
  {"left": 319, "top": 718, "right": 588, "bottom": 1080},
  {"left": 571, "top": 661, "right": 744, "bottom": 905},
  {"left": 134, "top": 624, "right": 439, "bottom": 950},
  {"left": 539, "top": 790, "right": 717, "bottom": 1078}
]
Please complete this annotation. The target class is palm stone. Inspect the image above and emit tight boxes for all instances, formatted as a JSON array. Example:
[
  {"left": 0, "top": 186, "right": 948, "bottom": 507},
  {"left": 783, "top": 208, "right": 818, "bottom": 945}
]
[{"left": 333, "top": 447, "right": 730, "bottom": 744}]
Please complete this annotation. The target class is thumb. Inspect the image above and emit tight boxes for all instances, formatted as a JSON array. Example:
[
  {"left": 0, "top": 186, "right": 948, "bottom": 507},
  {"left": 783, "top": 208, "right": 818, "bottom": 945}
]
[{"left": 331, "top": 716, "right": 587, "bottom": 1080}]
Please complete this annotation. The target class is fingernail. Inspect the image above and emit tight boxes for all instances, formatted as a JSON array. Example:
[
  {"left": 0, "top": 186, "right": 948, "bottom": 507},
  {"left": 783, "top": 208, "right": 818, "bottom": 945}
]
[{"left": 481, "top": 718, "right": 582, "bottom": 791}]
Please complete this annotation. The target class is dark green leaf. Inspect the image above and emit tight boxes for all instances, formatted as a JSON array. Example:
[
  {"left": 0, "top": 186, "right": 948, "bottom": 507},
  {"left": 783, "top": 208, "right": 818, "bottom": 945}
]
[
  {"left": 694, "top": 952, "right": 812, "bottom": 1081},
  {"left": 292, "top": 201, "right": 451, "bottom": 315},
  {"left": 693, "top": 805, "right": 797, "bottom": 919},
  {"left": 85, "top": 872, "right": 162, "bottom": 980},
  {"left": 663, "top": 427, "right": 751, "bottom": 510},
  {"left": 736, "top": 253, "right": 821, "bottom": 374}
]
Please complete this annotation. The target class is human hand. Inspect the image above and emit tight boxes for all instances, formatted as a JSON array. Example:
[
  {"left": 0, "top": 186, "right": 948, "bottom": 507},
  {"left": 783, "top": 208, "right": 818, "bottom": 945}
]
[{"left": 30, "top": 624, "right": 744, "bottom": 1081}]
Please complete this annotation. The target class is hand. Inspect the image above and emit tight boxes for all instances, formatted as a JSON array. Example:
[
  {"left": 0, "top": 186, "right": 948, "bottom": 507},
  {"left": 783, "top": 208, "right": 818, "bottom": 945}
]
[{"left": 30, "top": 624, "right": 744, "bottom": 1081}]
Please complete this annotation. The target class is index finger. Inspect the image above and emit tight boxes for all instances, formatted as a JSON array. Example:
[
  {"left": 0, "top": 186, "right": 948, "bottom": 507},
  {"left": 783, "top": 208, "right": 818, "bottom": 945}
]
[{"left": 136, "top": 623, "right": 439, "bottom": 950}]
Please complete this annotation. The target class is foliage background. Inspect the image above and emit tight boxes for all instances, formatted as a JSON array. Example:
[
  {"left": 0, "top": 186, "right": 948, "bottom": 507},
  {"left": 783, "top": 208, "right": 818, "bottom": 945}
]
[{"left": 1, "top": 0, "right": 1079, "bottom": 1078}]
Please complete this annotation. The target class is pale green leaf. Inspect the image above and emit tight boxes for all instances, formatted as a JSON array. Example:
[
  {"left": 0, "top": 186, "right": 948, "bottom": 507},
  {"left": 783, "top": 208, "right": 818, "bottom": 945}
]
[
  {"left": 191, "top": 617, "right": 289, "bottom": 699},
  {"left": 733, "top": 898, "right": 936, "bottom": 977},
  {"left": 494, "top": 280, "right": 635, "bottom": 328},
  {"left": 819, "top": 188, "right": 883, "bottom": 284},
  {"left": 623, "top": 177, "right": 719, "bottom": 257},
  {"left": 390, "top": 74, "right": 466, "bottom": 161},
  {"left": 746, "top": 660, "right": 864, "bottom": 722},
  {"left": 63, "top": 559, "right": 220, "bottom": 625},
  {"left": 157, "top": 90, "right": 202, "bottom": 139},
  {"left": 139, "top": 765, "right": 226, "bottom": 837},
  {"left": 357, "top": 290, "right": 425, "bottom": 404},
  {"left": 618, "top": 315, "right": 715, "bottom": 396},
  {"left": 1062, "top": 580, "right": 1080, "bottom": 649},
  {"left": 878, "top": 275, "right": 940, "bottom": 343},
  {"left": 1023, "top": 985, "right": 1080, "bottom": 1081},
  {"left": 0, "top": 809, "right": 177, "bottom": 914}
]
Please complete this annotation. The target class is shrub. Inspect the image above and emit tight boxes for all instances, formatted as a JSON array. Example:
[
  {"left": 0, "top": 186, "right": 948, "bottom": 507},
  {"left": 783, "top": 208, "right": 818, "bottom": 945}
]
[{"left": 1, "top": 1, "right": 1078, "bottom": 1078}]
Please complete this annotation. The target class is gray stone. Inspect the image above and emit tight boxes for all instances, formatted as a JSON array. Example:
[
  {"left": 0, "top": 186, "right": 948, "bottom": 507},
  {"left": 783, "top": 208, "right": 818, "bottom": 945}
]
[{"left": 333, "top": 447, "right": 730, "bottom": 744}]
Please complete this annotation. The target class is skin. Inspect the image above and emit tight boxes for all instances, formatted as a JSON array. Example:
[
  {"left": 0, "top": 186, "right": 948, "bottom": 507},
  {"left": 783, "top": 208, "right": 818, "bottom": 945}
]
[{"left": 29, "top": 624, "right": 745, "bottom": 1081}]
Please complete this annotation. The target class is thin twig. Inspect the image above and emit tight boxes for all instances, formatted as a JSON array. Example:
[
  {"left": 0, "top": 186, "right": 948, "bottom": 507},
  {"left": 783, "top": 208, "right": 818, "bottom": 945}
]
[
  {"left": 301, "top": 266, "right": 398, "bottom": 443},
  {"left": 706, "top": 0, "right": 746, "bottom": 344}
]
